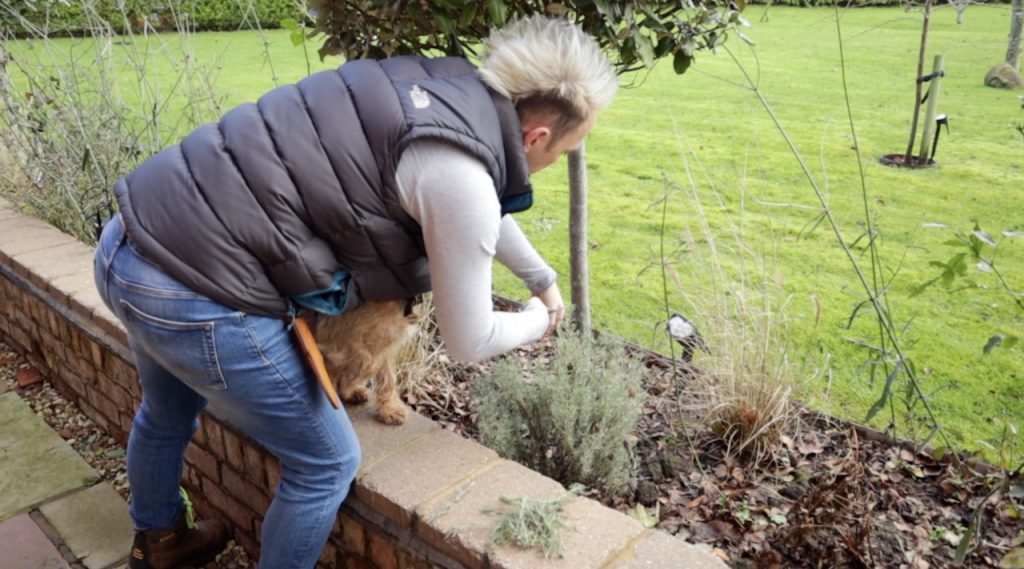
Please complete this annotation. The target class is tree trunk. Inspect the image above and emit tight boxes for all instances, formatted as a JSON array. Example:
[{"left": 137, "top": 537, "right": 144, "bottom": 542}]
[
  {"left": 1008, "top": 0, "right": 1023, "bottom": 70},
  {"left": 904, "top": 0, "right": 934, "bottom": 165},
  {"left": 567, "top": 145, "right": 591, "bottom": 333}
]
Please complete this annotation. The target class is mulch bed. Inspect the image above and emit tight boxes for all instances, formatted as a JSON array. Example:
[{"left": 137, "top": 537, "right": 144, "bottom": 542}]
[
  {"left": 4, "top": 324, "right": 1021, "bottom": 568},
  {"left": 404, "top": 333, "right": 1024, "bottom": 569}
]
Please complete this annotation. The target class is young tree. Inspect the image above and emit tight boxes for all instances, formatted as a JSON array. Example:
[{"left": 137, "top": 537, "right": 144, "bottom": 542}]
[
  {"left": 307, "top": 0, "right": 749, "bottom": 329},
  {"left": 983, "top": 0, "right": 1024, "bottom": 90},
  {"left": 1008, "top": 0, "right": 1023, "bottom": 71}
]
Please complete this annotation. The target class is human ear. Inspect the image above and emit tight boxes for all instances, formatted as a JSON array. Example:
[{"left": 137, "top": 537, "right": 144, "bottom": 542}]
[{"left": 522, "top": 126, "right": 551, "bottom": 151}]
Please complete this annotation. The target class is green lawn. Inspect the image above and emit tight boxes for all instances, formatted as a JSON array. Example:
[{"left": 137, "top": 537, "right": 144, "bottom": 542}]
[
  {"left": 4, "top": 6, "right": 1022, "bottom": 459},
  {"left": 519, "top": 5, "right": 1023, "bottom": 460}
]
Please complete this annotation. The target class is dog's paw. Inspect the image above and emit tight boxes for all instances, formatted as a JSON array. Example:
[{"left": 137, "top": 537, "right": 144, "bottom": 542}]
[
  {"left": 375, "top": 402, "right": 407, "bottom": 426},
  {"left": 342, "top": 386, "right": 371, "bottom": 404}
]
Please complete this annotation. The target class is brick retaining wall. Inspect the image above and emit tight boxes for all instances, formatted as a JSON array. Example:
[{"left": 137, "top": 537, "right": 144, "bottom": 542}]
[{"left": 0, "top": 198, "right": 725, "bottom": 569}]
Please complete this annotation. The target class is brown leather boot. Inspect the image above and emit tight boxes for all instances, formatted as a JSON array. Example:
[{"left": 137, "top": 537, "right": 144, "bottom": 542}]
[{"left": 128, "top": 514, "right": 228, "bottom": 569}]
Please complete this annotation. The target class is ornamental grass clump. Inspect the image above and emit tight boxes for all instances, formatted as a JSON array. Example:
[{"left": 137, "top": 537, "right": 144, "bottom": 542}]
[
  {"left": 688, "top": 288, "right": 799, "bottom": 464},
  {"left": 474, "top": 324, "right": 645, "bottom": 497},
  {"left": 394, "top": 294, "right": 450, "bottom": 393},
  {"left": 652, "top": 173, "right": 803, "bottom": 465}
]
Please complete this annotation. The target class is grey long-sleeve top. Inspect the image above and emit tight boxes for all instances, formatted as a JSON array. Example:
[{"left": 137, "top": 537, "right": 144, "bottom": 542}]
[{"left": 396, "top": 140, "right": 555, "bottom": 362}]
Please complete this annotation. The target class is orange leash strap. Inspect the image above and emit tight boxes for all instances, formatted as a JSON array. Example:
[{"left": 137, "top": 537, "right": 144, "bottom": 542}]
[{"left": 292, "top": 315, "right": 342, "bottom": 410}]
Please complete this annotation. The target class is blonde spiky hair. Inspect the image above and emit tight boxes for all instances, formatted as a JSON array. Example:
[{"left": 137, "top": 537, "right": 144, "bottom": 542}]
[{"left": 479, "top": 15, "right": 618, "bottom": 135}]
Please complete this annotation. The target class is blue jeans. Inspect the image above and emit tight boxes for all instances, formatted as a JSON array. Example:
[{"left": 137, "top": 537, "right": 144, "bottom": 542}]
[{"left": 94, "top": 215, "right": 361, "bottom": 569}]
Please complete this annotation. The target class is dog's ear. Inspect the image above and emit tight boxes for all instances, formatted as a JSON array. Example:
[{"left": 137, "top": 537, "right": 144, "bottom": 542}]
[{"left": 402, "top": 297, "right": 423, "bottom": 324}]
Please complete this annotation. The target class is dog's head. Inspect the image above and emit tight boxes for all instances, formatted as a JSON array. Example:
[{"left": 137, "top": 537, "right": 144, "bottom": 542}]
[{"left": 399, "top": 298, "right": 423, "bottom": 340}]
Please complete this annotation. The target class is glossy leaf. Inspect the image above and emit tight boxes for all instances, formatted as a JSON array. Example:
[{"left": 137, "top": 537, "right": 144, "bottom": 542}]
[
  {"left": 633, "top": 30, "right": 655, "bottom": 68},
  {"left": 973, "top": 230, "right": 997, "bottom": 246},
  {"left": 673, "top": 50, "right": 693, "bottom": 74},
  {"left": 458, "top": 4, "right": 479, "bottom": 26},
  {"left": 434, "top": 13, "right": 455, "bottom": 34},
  {"left": 487, "top": 0, "right": 508, "bottom": 26},
  {"left": 308, "top": 0, "right": 744, "bottom": 75},
  {"left": 593, "top": 0, "right": 614, "bottom": 20}
]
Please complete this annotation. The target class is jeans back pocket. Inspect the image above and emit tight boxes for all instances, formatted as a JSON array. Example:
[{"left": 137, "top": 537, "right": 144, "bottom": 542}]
[{"left": 119, "top": 299, "right": 228, "bottom": 391}]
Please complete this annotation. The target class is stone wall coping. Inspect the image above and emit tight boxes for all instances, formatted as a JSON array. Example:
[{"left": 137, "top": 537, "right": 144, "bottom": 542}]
[{"left": 0, "top": 198, "right": 727, "bottom": 568}]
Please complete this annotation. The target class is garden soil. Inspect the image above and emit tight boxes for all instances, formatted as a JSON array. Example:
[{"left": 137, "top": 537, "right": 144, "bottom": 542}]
[
  {"left": 405, "top": 333, "right": 1024, "bottom": 569},
  {"left": 4, "top": 325, "right": 1021, "bottom": 568}
]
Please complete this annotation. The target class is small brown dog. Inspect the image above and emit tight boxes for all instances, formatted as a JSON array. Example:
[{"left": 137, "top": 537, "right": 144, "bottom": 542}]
[{"left": 310, "top": 299, "right": 419, "bottom": 425}]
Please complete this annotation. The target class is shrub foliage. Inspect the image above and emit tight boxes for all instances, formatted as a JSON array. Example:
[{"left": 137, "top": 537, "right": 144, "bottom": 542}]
[
  {"left": 0, "top": 4, "right": 227, "bottom": 243},
  {"left": 1, "top": 0, "right": 300, "bottom": 36},
  {"left": 474, "top": 327, "right": 645, "bottom": 497},
  {"left": 308, "top": 0, "right": 748, "bottom": 75}
]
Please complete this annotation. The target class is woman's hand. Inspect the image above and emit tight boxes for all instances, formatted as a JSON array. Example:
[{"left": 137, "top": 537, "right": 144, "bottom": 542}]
[{"left": 535, "top": 282, "right": 565, "bottom": 337}]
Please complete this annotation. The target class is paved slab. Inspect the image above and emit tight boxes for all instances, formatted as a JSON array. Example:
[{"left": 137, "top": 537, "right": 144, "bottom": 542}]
[
  {"left": 356, "top": 426, "right": 499, "bottom": 528},
  {"left": 417, "top": 459, "right": 566, "bottom": 569},
  {"left": 609, "top": 530, "right": 727, "bottom": 569},
  {"left": 488, "top": 496, "right": 645, "bottom": 569},
  {"left": 12, "top": 240, "right": 94, "bottom": 291},
  {"left": 0, "top": 392, "right": 99, "bottom": 520},
  {"left": 0, "top": 218, "right": 76, "bottom": 265},
  {"left": 0, "top": 513, "right": 72, "bottom": 569},
  {"left": 39, "top": 482, "right": 133, "bottom": 569}
]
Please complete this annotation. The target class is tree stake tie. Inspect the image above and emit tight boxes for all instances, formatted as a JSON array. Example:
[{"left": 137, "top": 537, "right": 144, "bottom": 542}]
[{"left": 918, "top": 69, "right": 946, "bottom": 104}]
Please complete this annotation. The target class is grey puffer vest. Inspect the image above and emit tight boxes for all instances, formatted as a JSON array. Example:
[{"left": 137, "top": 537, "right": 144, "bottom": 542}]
[{"left": 114, "top": 56, "right": 533, "bottom": 318}]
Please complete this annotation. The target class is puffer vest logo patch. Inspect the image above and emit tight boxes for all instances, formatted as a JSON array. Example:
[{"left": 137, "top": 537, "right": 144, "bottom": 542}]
[{"left": 410, "top": 85, "right": 430, "bottom": 109}]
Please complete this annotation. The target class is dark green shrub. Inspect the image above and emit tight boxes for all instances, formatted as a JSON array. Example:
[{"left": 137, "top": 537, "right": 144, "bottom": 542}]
[
  {"left": 473, "top": 327, "right": 645, "bottom": 497},
  {"left": 1, "top": 0, "right": 301, "bottom": 36}
]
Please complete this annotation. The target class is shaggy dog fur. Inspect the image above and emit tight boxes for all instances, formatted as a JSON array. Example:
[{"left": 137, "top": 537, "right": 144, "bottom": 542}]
[{"left": 310, "top": 300, "right": 419, "bottom": 425}]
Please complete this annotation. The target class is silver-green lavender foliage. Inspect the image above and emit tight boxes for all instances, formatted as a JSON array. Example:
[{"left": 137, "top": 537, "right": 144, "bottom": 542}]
[
  {"left": 474, "top": 328, "right": 645, "bottom": 497},
  {"left": 488, "top": 494, "right": 568, "bottom": 559}
]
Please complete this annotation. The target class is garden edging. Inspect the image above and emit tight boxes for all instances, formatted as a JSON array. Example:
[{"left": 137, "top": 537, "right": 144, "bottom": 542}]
[{"left": 0, "top": 198, "right": 726, "bottom": 569}]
